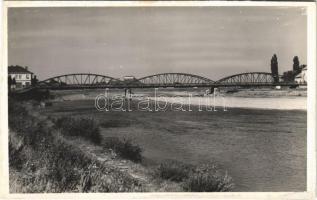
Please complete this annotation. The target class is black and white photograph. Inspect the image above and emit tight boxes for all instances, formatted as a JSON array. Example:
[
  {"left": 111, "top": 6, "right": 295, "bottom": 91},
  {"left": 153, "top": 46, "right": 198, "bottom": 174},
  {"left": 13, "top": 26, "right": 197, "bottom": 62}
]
[{"left": 0, "top": 1, "right": 316, "bottom": 199}]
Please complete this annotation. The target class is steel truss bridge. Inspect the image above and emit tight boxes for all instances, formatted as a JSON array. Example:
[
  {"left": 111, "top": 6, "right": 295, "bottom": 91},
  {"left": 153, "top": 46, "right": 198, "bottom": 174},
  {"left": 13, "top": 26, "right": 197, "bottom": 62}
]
[{"left": 33, "top": 72, "right": 303, "bottom": 90}]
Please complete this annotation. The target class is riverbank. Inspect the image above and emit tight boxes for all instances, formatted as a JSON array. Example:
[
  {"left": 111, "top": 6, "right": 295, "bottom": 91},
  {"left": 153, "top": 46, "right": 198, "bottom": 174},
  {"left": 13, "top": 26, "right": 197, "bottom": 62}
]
[
  {"left": 9, "top": 99, "right": 233, "bottom": 193},
  {"left": 50, "top": 88, "right": 307, "bottom": 102},
  {"left": 9, "top": 100, "right": 146, "bottom": 192},
  {"left": 40, "top": 98, "right": 307, "bottom": 191},
  {"left": 49, "top": 88, "right": 307, "bottom": 111}
]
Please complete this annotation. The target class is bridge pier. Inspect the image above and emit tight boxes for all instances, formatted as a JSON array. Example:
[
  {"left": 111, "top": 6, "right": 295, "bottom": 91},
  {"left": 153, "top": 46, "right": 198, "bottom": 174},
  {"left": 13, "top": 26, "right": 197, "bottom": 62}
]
[
  {"left": 209, "top": 86, "right": 216, "bottom": 94},
  {"left": 124, "top": 88, "right": 133, "bottom": 112},
  {"left": 125, "top": 88, "right": 133, "bottom": 98}
]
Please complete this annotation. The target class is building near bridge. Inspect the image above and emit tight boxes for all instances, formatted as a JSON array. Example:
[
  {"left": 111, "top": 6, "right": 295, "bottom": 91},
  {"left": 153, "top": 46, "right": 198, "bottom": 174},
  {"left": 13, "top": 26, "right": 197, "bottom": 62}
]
[
  {"left": 295, "top": 65, "right": 307, "bottom": 84},
  {"left": 281, "top": 64, "right": 307, "bottom": 84},
  {"left": 8, "top": 65, "right": 34, "bottom": 89}
]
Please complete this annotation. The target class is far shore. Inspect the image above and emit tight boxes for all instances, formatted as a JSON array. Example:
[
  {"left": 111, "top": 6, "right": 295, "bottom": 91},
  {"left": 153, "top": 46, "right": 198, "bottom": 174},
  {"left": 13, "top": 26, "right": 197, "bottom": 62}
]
[
  {"left": 49, "top": 88, "right": 307, "bottom": 111},
  {"left": 50, "top": 87, "right": 307, "bottom": 98}
]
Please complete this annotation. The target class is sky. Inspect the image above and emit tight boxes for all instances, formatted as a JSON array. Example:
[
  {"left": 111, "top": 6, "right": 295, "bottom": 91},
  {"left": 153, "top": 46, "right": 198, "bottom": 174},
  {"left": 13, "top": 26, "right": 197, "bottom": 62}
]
[{"left": 8, "top": 7, "right": 307, "bottom": 81}]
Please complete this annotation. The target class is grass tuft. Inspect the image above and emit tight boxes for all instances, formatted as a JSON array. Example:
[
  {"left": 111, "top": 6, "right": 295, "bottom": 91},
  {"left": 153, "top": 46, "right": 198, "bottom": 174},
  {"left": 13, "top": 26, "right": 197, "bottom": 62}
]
[
  {"left": 54, "top": 116, "right": 101, "bottom": 144},
  {"left": 103, "top": 137, "right": 142, "bottom": 163},
  {"left": 156, "top": 160, "right": 193, "bottom": 182},
  {"left": 156, "top": 160, "right": 234, "bottom": 192},
  {"left": 183, "top": 163, "right": 234, "bottom": 192}
]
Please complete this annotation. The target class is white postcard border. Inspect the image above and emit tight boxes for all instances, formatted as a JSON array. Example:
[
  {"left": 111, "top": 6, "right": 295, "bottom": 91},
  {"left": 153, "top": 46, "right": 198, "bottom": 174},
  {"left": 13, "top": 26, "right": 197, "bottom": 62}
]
[{"left": 0, "top": 1, "right": 316, "bottom": 200}]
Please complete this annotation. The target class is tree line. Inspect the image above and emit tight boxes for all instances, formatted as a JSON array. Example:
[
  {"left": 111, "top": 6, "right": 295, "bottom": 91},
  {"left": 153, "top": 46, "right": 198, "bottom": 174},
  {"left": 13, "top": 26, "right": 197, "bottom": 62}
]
[{"left": 271, "top": 54, "right": 306, "bottom": 83}]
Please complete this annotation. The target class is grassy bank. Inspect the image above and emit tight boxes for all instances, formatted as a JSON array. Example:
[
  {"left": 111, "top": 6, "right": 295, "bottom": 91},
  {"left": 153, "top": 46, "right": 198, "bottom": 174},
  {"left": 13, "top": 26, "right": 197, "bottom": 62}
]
[
  {"left": 9, "top": 98, "right": 234, "bottom": 192},
  {"left": 9, "top": 99, "right": 143, "bottom": 192}
]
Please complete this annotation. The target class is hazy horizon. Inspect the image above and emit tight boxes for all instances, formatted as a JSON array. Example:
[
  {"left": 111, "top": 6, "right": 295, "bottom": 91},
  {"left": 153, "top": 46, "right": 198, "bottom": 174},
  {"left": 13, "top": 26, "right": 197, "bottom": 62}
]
[{"left": 8, "top": 7, "right": 307, "bottom": 81}]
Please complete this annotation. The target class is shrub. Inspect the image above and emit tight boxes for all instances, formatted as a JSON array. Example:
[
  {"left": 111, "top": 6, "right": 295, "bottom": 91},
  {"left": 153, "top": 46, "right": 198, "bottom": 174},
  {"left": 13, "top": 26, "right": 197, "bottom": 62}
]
[
  {"left": 103, "top": 137, "right": 142, "bottom": 163},
  {"left": 41, "top": 141, "right": 90, "bottom": 192},
  {"left": 183, "top": 163, "right": 234, "bottom": 192},
  {"left": 54, "top": 116, "right": 101, "bottom": 144},
  {"left": 157, "top": 160, "right": 193, "bottom": 182},
  {"left": 8, "top": 100, "right": 53, "bottom": 149},
  {"left": 8, "top": 100, "right": 29, "bottom": 131},
  {"left": 9, "top": 139, "right": 25, "bottom": 170},
  {"left": 25, "top": 121, "right": 53, "bottom": 148}
]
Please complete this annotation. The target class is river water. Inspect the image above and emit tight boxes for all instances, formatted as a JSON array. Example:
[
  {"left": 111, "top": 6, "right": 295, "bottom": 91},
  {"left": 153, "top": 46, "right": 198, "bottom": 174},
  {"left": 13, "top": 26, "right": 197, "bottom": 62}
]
[{"left": 45, "top": 91, "right": 307, "bottom": 192}]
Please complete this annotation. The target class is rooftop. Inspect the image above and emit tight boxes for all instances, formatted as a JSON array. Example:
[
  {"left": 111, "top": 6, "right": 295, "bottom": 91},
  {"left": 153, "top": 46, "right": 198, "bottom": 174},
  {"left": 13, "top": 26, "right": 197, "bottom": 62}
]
[{"left": 8, "top": 65, "right": 33, "bottom": 74}]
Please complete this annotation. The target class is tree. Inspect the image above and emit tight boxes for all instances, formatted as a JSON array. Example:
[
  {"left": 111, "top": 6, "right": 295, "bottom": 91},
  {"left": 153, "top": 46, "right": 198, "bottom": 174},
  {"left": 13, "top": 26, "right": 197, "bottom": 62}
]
[
  {"left": 282, "top": 70, "right": 294, "bottom": 82},
  {"left": 31, "top": 75, "right": 38, "bottom": 86},
  {"left": 271, "top": 54, "right": 279, "bottom": 83},
  {"left": 293, "top": 56, "right": 300, "bottom": 73}
]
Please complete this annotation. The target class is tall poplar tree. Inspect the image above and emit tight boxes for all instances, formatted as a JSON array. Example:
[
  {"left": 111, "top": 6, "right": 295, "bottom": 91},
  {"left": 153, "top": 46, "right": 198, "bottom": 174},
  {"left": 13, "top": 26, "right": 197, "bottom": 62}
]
[{"left": 271, "top": 54, "right": 279, "bottom": 83}]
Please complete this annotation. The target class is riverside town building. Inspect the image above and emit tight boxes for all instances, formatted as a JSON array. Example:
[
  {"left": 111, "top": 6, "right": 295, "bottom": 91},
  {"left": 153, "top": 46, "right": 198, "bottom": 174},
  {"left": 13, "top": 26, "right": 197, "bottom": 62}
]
[{"left": 8, "top": 65, "right": 34, "bottom": 89}]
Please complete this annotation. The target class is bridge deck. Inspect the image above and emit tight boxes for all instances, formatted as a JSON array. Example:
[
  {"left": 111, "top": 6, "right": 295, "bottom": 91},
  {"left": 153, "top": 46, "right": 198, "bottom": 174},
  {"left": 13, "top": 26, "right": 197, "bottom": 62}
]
[{"left": 13, "top": 72, "right": 306, "bottom": 92}]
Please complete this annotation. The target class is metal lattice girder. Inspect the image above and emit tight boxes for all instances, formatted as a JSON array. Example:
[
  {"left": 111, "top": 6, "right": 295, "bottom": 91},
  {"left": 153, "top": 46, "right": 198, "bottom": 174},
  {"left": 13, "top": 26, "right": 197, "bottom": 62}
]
[
  {"left": 37, "top": 73, "right": 121, "bottom": 87},
  {"left": 216, "top": 72, "right": 274, "bottom": 85},
  {"left": 137, "top": 73, "right": 214, "bottom": 86},
  {"left": 33, "top": 71, "right": 297, "bottom": 90}
]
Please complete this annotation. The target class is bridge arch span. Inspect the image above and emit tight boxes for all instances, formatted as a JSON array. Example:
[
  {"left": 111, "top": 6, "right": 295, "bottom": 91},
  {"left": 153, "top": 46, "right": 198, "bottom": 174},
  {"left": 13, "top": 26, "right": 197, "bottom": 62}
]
[
  {"left": 136, "top": 73, "right": 214, "bottom": 87},
  {"left": 37, "top": 73, "right": 122, "bottom": 88},
  {"left": 216, "top": 72, "right": 275, "bottom": 85}
]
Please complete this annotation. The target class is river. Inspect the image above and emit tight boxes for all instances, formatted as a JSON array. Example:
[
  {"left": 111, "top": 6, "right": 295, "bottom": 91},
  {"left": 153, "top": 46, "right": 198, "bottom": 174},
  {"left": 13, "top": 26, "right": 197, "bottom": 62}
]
[{"left": 43, "top": 90, "right": 307, "bottom": 191}]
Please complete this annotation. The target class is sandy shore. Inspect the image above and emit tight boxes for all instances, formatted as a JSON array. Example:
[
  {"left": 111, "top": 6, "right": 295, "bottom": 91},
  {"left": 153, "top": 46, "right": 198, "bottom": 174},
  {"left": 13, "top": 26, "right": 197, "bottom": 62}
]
[
  {"left": 51, "top": 88, "right": 307, "bottom": 100},
  {"left": 50, "top": 88, "right": 307, "bottom": 110}
]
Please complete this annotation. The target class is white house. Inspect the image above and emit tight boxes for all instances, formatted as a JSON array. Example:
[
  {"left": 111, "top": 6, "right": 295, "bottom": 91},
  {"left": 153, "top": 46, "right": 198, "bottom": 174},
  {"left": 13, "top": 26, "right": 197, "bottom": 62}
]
[
  {"left": 295, "top": 66, "right": 307, "bottom": 84},
  {"left": 8, "top": 66, "right": 34, "bottom": 89}
]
